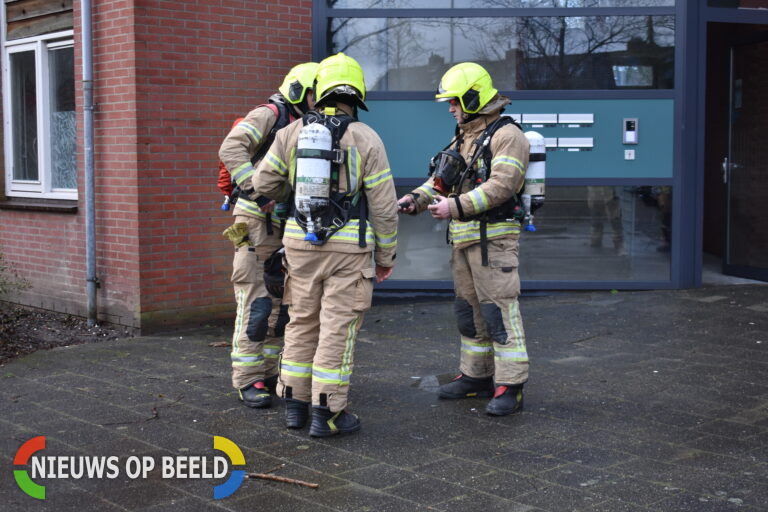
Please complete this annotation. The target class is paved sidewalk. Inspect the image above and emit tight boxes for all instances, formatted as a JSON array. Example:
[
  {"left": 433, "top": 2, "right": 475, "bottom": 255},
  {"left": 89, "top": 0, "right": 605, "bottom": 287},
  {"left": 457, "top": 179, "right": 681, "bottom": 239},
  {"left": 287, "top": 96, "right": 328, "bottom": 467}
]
[{"left": 2, "top": 284, "right": 768, "bottom": 511}]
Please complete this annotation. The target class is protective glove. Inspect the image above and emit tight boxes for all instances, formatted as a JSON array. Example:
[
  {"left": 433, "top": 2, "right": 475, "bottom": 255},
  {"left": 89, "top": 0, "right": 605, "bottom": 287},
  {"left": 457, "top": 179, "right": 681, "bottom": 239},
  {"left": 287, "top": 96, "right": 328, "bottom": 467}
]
[
  {"left": 263, "top": 247, "right": 286, "bottom": 298},
  {"left": 222, "top": 222, "right": 250, "bottom": 248}
]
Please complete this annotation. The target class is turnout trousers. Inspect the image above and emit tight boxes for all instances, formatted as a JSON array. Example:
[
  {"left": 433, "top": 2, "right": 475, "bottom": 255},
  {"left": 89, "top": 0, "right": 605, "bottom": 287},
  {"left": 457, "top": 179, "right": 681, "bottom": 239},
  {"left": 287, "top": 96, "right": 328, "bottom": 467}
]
[
  {"left": 230, "top": 215, "right": 288, "bottom": 389},
  {"left": 277, "top": 248, "right": 374, "bottom": 413},
  {"left": 451, "top": 237, "right": 529, "bottom": 385}
]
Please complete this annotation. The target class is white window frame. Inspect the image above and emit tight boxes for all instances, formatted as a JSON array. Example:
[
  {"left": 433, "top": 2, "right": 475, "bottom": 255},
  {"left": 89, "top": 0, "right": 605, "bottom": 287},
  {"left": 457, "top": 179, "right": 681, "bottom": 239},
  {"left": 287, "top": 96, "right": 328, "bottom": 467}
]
[{"left": 2, "top": 30, "right": 76, "bottom": 200}]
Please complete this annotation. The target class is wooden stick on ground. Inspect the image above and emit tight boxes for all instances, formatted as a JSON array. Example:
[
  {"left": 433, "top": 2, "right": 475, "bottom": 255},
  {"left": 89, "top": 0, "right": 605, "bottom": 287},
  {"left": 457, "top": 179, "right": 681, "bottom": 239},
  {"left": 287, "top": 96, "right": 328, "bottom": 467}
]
[{"left": 246, "top": 472, "right": 319, "bottom": 489}]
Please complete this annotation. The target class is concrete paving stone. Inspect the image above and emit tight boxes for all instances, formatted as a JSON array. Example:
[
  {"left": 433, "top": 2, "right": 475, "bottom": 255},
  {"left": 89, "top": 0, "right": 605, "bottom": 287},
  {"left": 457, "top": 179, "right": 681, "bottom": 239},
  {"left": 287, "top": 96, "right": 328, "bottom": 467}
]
[
  {"left": 436, "top": 438, "right": 514, "bottom": 462},
  {"left": 551, "top": 441, "right": 634, "bottom": 469},
  {"left": 514, "top": 482, "right": 603, "bottom": 511},
  {"left": 227, "top": 488, "right": 340, "bottom": 512},
  {"left": 587, "top": 498, "right": 658, "bottom": 511},
  {"left": 89, "top": 480, "right": 187, "bottom": 509},
  {"left": 536, "top": 464, "right": 613, "bottom": 490},
  {"left": 307, "top": 482, "right": 431, "bottom": 511},
  {"left": 384, "top": 473, "right": 468, "bottom": 505},
  {"left": 459, "top": 469, "right": 541, "bottom": 500},
  {"left": 435, "top": 489, "right": 539, "bottom": 512},
  {"left": 246, "top": 462, "right": 349, "bottom": 494},
  {"left": 411, "top": 457, "right": 497, "bottom": 484},
  {"left": 256, "top": 438, "right": 378, "bottom": 475},
  {"left": 135, "top": 496, "right": 231, "bottom": 512},
  {"left": 672, "top": 449, "right": 760, "bottom": 476},
  {"left": 585, "top": 472, "right": 682, "bottom": 507},
  {"left": 696, "top": 418, "right": 767, "bottom": 439},
  {"left": 6, "top": 480, "right": 126, "bottom": 511},
  {"left": 487, "top": 448, "right": 572, "bottom": 475},
  {"left": 336, "top": 462, "right": 418, "bottom": 490},
  {"left": 111, "top": 416, "right": 215, "bottom": 454},
  {"left": 684, "top": 433, "right": 764, "bottom": 456},
  {"left": 653, "top": 491, "right": 761, "bottom": 511}
]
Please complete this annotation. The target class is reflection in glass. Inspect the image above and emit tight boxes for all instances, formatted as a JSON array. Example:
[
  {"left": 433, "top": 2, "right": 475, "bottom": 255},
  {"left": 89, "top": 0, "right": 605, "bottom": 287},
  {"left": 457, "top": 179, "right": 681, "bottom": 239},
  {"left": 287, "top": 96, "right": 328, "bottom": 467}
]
[
  {"left": 11, "top": 51, "right": 38, "bottom": 181},
  {"left": 330, "top": 16, "right": 674, "bottom": 91},
  {"left": 391, "top": 185, "right": 672, "bottom": 283},
  {"left": 329, "top": 0, "right": 674, "bottom": 7},
  {"left": 49, "top": 47, "right": 77, "bottom": 190}
]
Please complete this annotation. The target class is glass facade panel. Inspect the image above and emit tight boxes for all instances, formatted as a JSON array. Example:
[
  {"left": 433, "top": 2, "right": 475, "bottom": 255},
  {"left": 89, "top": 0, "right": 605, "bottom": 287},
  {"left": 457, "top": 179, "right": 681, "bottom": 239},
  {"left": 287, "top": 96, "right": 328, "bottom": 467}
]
[
  {"left": 49, "top": 46, "right": 76, "bottom": 190},
  {"left": 708, "top": 0, "right": 768, "bottom": 7},
  {"left": 391, "top": 185, "right": 672, "bottom": 282},
  {"left": 10, "top": 51, "right": 38, "bottom": 181},
  {"left": 330, "top": 16, "right": 674, "bottom": 91},
  {"left": 330, "top": 0, "right": 674, "bottom": 7}
]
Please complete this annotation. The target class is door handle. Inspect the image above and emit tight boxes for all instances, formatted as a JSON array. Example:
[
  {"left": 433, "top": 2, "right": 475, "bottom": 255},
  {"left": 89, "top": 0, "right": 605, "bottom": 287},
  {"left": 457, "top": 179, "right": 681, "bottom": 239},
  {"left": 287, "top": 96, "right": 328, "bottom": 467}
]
[{"left": 721, "top": 157, "right": 729, "bottom": 184}]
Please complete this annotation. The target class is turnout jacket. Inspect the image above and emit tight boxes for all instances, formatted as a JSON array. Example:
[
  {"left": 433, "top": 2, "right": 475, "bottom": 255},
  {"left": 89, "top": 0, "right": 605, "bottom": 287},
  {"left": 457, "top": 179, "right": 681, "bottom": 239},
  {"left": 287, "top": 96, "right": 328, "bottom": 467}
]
[
  {"left": 410, "top": 96, "right": 530, "bottom": 251},
  {"left": 253, "top": 104, "right": 398, "bottom": 268},
  {"left": 218, "top": 95, "right": 291, "bottom": 227}
]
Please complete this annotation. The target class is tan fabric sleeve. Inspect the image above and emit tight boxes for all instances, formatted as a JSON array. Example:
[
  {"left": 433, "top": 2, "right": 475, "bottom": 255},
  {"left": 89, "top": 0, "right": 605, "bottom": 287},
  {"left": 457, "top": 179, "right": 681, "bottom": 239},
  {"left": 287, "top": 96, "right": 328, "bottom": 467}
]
[
  {"left": 218, "top": 106, "right": 277, "bottom": 190},
  {"left": 252, "top": 122, "right": 297, "bottom": 203},
  {"left": 360, "top": 127, "right": 398, "bottom": 267}
]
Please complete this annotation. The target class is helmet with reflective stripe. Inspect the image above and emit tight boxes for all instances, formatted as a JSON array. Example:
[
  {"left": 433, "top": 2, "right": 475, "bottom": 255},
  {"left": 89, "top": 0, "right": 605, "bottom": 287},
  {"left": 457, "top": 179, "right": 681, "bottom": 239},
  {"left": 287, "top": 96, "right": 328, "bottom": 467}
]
[
  {"left": 279, "top": 62, "right": 320, "bottom": 105},
  {"left": 315, "top": 53, "right": 368, "bottom": 111},
  {"left": 435, "top": 62, "right": 498, "bottom": 114}
]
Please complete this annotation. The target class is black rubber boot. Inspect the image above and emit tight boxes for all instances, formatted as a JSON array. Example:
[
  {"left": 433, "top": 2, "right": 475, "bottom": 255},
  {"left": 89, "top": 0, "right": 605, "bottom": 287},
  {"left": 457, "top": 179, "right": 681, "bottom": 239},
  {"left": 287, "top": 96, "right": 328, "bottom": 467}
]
[
  {"left": 485, "top": 384, "right": 524, "bottom": 416},
  {"left": 264, "top": 374, "right": 278, "bottom": 394},
  {"left": 239, "top": 380, "right": 271, "bottom": 408},
  {"left": 285, "top": 399, "right": 310, "bottom": 429},
  {"left": 438, "top": 373, "right": 494, "bottom": 399},
  {"left": 309, "top": 406, "right": 361, "bottom": 437}
]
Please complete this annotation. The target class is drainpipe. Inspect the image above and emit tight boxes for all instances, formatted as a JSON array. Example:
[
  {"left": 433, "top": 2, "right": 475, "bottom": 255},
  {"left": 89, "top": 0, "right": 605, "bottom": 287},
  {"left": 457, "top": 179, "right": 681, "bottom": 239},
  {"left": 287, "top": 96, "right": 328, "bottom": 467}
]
[{"left": 82, "top": 0, "right": 97, "bottom": 326}]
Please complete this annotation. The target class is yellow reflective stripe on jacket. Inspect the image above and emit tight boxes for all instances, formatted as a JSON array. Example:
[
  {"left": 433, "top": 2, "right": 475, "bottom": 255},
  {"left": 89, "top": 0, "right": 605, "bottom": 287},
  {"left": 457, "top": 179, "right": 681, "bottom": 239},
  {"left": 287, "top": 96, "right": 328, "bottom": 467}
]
[
  {"left": 449, "top": 220, "right": 520, "bottom": 244},
  {"left": 231, "top": 162, "right": 255, "bottom": 187},
  {"left": 233, "top": 198, "right": 284, "bottom": 227},
  {"left": 237, "top": 121, "right": 263, "bottom": 145},
  {"left": 284, "top": 218, "right": 375, "bottom": 245},
  {"left": 491, "top": 155, "right": 525, "bottom": 174},
  {"left": 348, "top": 146, "right": 361, "bottom": 192},
  {"left": 364, "top": 167, "right": 392, "bottom": 189},
  {"left": 467, "top": 188, "right": 490, "bottom": 213},
  {"left": 266, "top": 151, "right": 289, "bottom": 177},
  {"left": 280, "top": 359, "right": 312, "bottom": 378},
  {"left": 417, "top": 185, "right": 436, "bottom": 200},
  {"left": 375, "top": 229, "right": 397, "bottom": 249}
]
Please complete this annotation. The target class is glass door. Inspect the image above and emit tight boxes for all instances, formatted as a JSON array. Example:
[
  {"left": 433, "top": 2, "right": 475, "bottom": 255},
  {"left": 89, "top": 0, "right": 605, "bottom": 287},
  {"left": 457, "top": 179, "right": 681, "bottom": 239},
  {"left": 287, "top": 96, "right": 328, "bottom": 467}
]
[{"left": 724, "top": 35, "right": 768, "bottom": 281}]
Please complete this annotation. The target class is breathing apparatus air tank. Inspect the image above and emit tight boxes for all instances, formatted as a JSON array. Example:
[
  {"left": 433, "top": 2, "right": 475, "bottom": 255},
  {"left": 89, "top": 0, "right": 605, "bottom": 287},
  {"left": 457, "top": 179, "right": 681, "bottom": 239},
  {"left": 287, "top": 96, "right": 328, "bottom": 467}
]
[
  {"left": 295, "top": 122, "right": 333, "bottom": 241},
  {"left": 522, "top": 131, "right": 546, "bottom": 232}
]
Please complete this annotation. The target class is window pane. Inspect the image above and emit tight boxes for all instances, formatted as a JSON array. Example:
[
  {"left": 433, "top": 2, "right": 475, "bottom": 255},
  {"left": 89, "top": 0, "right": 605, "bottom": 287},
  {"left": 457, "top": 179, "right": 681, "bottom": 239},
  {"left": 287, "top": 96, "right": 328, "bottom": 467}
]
[
  {"left": 49, "top": 46, "right": 76, "bottom": 190},
  {"left": 329, "top": 0, "right": 674, "bottom": 7},
  {"left": 10, "top": 51, "right": 38, "bottom": 181},
  {"left": 391, "top": 185, "right": 672, "bottom": 283},
  {"left": 330, "top": 16, "right": 674, "bottom": 91},
  {"left": 519, "top": 185, "right": 671, "bottom": 281}
]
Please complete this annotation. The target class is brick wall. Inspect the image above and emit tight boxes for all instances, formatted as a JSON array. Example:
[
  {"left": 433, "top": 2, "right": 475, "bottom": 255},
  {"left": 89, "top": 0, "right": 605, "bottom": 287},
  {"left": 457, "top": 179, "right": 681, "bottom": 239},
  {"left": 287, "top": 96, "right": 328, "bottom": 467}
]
[
  {"left": 131, "top": 0, "right": 312, "bottom": 330},
  {"left": 0, "top": 0, "right": 312, "bottom": 332}
]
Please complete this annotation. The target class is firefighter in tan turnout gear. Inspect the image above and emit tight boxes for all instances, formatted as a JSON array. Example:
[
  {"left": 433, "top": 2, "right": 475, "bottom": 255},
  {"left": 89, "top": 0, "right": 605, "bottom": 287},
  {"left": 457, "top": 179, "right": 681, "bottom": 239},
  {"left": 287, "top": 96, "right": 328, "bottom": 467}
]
[
  {"left": 399, "top": 62, "right": 530, "bottom": 416},
  {"left": 219, "top": 62, "right": 318, "bottom": 409},
  {"left": 254, "top": 53, "right": 397, "bottom": 437}
]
